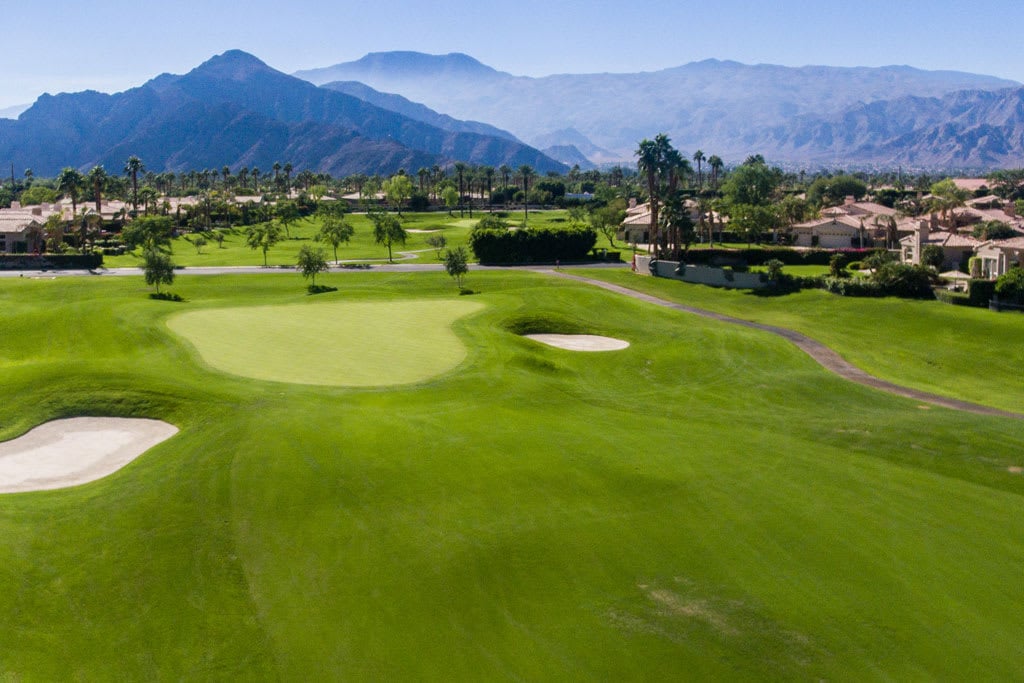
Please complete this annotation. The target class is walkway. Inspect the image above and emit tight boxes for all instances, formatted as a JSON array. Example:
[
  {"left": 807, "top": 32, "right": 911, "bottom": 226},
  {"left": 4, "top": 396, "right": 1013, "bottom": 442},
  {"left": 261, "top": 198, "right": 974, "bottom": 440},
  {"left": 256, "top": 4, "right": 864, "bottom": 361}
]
[{"left": 548, "top": 270, "right": 1024, "bottom": 420}]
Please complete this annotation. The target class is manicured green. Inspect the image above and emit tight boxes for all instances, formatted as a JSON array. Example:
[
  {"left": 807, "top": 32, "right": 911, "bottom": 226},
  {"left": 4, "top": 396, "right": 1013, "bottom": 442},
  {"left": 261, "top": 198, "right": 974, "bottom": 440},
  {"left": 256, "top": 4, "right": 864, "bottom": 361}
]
[
  {"left": 0, "top": 270, "right": 1023, "bottom": 680},
  {"left": 167, "top": 299, "right": 483, "bottom": 386},
  {"left": 582, "top": 268, "right": 1024, "bottom": 413},
  {"left": 103, "top": 210, "right": 573, "bottom": 268}
]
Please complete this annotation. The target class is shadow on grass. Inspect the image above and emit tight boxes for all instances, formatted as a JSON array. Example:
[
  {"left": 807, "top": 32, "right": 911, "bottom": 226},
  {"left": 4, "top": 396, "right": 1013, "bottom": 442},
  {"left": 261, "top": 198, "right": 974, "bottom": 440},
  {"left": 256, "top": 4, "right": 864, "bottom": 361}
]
[
  {"left": 307, "top": 285, "right": 338, "bottom": 295},
  {"left": 149, "top": 292, "right": 185, "bottom": 302}
]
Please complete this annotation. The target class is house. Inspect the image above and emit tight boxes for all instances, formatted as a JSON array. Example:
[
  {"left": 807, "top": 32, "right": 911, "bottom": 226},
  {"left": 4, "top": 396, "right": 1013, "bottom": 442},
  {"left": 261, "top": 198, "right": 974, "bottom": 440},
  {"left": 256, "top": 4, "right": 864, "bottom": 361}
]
[
  {"left": 899, "top": 220, "right": 981, "bottom": 270},
  {"left": 790, "top": 214, "right": 866, "bottom": 248},
  {"left": 0, "top": 203, "right": 58, "bottom": 254},
  {"left": 973, "top": 237, "right": 1024, "bottom": 279},
  {"left": 618, "top": 199, "right": 721, "bottom": 245}
]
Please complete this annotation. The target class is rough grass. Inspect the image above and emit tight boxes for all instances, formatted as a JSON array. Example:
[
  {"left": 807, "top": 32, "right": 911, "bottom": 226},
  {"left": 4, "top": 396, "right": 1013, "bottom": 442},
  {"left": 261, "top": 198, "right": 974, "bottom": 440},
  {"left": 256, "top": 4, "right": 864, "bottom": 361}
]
[{"left": 0, "top": 270, "right": 1023, "bottom": 680}]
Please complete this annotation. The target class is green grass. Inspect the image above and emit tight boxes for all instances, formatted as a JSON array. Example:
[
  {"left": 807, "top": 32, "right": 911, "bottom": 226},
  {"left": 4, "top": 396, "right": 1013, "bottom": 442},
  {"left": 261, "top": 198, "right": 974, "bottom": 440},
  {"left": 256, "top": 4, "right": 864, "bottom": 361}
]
[
  {"left": 1, "top": 270, "right": 1023, "bottom": 679},
  {"left": 167, "top": 299, "right": 484, "bottom": 386},
  {"left": 103, "top": 209, "right": 572, "bottom": 268},
  {"left": 580, "top": 268, "right": 1024, "bottom": 413}
]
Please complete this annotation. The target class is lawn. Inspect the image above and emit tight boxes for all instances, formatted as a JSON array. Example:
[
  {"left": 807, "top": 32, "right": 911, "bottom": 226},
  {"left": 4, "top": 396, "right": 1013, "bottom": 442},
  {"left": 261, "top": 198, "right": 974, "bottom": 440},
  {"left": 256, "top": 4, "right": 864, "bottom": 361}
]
[
  {"left": 102, "top": 209, "right": 573, "bottom": 269},
  {"left": 1, "top": 270, "right": 1023, "bottom": 680},
  {"left": 580, "top": 268, "right": 1024, "bottom": 414}
]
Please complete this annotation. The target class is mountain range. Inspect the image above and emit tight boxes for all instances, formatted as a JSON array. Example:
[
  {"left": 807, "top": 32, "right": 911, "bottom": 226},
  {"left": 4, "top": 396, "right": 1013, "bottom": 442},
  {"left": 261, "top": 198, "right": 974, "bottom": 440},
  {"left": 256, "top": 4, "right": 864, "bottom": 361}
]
[
  {"left": 296, "top": 52, "right": 1024, "bottom": 169},
  {"left": 0, "top": 51, "right": 564, "bottom": 177},
  {"left": 2, "top": 49, "right": 1023, "bottom": 176}
]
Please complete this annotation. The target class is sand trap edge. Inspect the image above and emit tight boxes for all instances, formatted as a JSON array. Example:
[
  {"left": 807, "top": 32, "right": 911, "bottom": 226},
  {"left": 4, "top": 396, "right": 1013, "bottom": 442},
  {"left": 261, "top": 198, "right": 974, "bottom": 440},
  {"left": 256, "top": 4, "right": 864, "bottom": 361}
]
[
  {"left": 524, "top": 334, "right": 630, "bottom": 352},
  {"left": 0, "top": 417, "right": 178, "bottom": 494}
]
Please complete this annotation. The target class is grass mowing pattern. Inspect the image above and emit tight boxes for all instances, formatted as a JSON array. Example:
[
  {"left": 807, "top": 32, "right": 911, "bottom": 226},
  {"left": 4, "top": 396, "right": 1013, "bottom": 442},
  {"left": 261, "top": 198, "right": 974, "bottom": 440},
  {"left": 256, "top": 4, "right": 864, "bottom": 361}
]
[
  {"left": 167, "top": 299, "right": 484, "bottom": 386},
  {"left": 1, "top": 271, "right": 1023, "bottom": 679}
]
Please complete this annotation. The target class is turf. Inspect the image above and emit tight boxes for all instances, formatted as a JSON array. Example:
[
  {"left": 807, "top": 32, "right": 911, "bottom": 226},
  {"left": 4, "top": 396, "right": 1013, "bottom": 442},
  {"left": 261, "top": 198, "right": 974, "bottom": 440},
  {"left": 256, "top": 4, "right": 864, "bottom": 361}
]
[
  {"left": 1, "top": 270, "right": 1023, "bottom": 680},
  {"left": 167, "top": 299, "right": 484, "bottom": 386},
  {"left": 579, "top": 268, "right": 1024, "bottom": 413}
]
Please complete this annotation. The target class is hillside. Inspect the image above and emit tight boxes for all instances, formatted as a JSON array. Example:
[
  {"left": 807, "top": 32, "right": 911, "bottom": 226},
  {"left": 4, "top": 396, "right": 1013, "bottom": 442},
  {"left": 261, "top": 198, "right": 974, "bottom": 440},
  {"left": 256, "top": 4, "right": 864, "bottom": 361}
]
[
  {"left": 0, "top": 51, "right": 564, "bottom": 176},
  {"left": 296, "top": 52, "right": 1023, "bottom": 168}
]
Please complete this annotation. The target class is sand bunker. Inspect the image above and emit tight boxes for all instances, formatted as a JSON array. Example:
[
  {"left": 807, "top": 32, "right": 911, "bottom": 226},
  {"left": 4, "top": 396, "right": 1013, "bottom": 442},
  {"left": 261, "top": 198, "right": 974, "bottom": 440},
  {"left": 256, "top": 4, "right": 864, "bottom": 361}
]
[
  {"left": 0, "top": 417, "right": 178, "bottom": 494},
  {"left": 525, "top": 334, "right": 630, "bottom": 352}
]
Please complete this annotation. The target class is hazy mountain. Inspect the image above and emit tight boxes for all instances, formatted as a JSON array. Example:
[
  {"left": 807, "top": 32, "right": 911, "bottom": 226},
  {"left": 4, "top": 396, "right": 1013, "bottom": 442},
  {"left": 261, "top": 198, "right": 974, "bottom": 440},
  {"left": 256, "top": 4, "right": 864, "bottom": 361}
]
[
  {"left": 295, "top": 52, "right": 1022, "bottom": 167},
  {"left": 758, "top": 86, "right": 1024, "bottom": 168},
  {"left": 0, "top": 103, "right": 30, "bottom": 119},
  {"left": 0, "top": 50, "right": 564, "bottom": 177},
  {"left": 541, "top": 145, "right": 596, "bottom": 170},
  {"left": 319, "top": 80, "right": 518, "bottom": 141}
]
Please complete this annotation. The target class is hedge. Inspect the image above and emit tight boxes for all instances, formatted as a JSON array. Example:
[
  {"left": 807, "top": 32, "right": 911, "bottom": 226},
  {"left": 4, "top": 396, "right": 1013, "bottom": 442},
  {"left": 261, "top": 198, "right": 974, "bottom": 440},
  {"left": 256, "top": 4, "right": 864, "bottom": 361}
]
[
  {"left": 685, "top": 247, "right": 880, "bottom": 267},
  {"left": 968, "top": 279, "right": 996, "bottom": 307},
  {"left": 0, "top": 253, "right": 103, "bottom": 270},
  {"left": 469, "top": 226, "right": 597, "bottom": 264}
]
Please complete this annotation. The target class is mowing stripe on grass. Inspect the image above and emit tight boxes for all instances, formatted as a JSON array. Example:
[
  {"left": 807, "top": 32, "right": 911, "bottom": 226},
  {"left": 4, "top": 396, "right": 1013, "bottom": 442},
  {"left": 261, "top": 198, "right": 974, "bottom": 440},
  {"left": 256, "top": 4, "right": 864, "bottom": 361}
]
[{"left": 167, "top": 299, "right": 484, "bottom": 386}]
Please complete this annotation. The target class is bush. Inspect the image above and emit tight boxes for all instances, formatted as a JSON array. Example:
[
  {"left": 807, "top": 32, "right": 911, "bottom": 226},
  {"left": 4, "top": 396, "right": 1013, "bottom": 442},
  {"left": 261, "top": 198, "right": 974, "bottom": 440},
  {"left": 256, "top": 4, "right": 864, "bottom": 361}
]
[
  {"left": 825, "top": 263, "right": 934, "bottom": 299},
  {"left": 469, "top": 225, "right": 597, "bottom": 264},
  {"left": 0, "top": 253, "right": 103, "bottom": 270},
  {"left": 968, "top": 279, "right": 997, "bottom": 307},
  {"left": 933, "top": 289, "right": 973, "bottom": 306},
  {"left": 684, "top": 247, "right": 877, "bottom": 267},
  {"left": 994, "top": 268, "right": 1024, "bottom": 304}
]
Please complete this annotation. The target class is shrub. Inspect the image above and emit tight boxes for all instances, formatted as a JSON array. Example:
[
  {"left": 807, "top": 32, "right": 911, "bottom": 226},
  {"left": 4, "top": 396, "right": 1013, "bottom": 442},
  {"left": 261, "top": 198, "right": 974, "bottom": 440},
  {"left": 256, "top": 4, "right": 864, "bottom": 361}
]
[
  {"left": 933, "top": 289, "right": 973, "bottom": 306},
  {"left": 994, "top": 268, "right": 1024, "bottom": 304},
  {"left": 470, "top": 225, "right": 597, "bottom": 264},
  {"left": 968, "top": 279, "right": 997, "bottom": 307},
  {"left": 683, "top": 247, "right": 877, "bottom": 267},
  {"left": 921, "top": 244, "right": 945, "bottom": 270},
  {"left": 825, "top": 263, "right": 934, "bottom": 299}
]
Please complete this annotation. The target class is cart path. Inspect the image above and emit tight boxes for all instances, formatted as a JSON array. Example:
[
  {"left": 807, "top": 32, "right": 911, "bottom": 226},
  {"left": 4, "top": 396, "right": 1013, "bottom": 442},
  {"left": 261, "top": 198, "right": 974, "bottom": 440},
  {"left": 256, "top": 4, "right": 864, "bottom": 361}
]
[{"left": 548, "top": 270, "right": 1024, "bottom": 420}]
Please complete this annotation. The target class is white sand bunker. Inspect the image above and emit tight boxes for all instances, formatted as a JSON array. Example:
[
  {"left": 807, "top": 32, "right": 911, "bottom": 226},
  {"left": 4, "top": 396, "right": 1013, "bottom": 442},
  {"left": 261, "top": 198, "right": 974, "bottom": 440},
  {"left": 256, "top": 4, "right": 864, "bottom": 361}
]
[
  {"left": 525, "top": 334, "right": 630, "bottom": 352},
  {"left": 0, "top": 417, "right": 178, "bottom": 494}
]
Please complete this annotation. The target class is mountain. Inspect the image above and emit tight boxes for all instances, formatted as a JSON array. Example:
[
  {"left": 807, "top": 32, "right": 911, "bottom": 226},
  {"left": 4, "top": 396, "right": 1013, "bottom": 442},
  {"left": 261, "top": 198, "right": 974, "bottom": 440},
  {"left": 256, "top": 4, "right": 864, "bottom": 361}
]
[
  {"left": 541, "top": 145, "right": 596, "bottom": 170},
  {"left": 0, "top": 103, "right": 30, "bottom": 119},
  {"left": 0, "top": 50, "right": 564, "bottom": 177},
  {"left": 295, "top": 52, "right": 1022, "bottom": 167},
  {"left": 757, "top": 87, "right": 1024, "bottom": 168},
  {"left": 319, "top": 80, "right": 518, "bottom": 141}
]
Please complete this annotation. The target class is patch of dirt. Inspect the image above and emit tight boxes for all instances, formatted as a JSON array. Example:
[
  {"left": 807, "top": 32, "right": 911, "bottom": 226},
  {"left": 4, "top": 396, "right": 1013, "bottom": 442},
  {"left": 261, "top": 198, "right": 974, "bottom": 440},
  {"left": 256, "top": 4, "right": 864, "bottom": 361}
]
[
  {"left": 648, "top": 589, "right": 738, "bottom": 636},
  {"left": 1008, "top": 466, "right": 1022, "bottom": 474}
]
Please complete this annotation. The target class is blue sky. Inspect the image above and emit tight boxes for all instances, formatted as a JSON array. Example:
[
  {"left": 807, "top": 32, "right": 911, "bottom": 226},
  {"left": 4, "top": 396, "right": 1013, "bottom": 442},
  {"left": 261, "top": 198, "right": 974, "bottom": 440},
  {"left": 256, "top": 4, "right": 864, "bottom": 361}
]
[{"left": 2, "top": 0, "right": 1021, "bottom": 109}]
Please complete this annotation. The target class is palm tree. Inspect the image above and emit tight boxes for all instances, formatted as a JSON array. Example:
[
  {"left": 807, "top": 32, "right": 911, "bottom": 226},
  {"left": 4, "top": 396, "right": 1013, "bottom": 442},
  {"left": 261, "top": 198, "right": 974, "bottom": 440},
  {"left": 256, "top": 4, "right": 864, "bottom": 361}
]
[
  {"left": 708, "top": 155, "right": 724, "bottom": 190},
  {"left": 56, "top": 167, "right": 84, "bottom": 219},
  {"left": 693, "top": 150, "right": 705, "bottom": 192},
  {"left": 518, "top": 165, "right": 535, "bottom": 225},
  {"left": 86, "top": 166, "right": 107, "bottom": 214},
  {"left": 124, "top": 156, "right": 144, "bottom": 216},
  {"left": 454, "top": 162, "right": 468, "bottom": 217},
  {"left": 417, "top": 167, "right": 429, "bottom": 194},
  {"left": 636, "top": 136, "right": 666, "bottom": 255},
  {"left": 499, "top": 164, "right": 511, "bottom": 207},
  {"left": 482, "top": 166, "right": 495, "bottom": 211}
]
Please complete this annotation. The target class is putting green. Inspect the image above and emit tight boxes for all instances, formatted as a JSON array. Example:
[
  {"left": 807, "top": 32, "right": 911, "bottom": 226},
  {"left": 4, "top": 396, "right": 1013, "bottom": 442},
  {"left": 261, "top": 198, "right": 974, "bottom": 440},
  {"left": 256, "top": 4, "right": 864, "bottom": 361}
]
[{"left": 167, "top": 299, "right": 484, "bottom": 386}]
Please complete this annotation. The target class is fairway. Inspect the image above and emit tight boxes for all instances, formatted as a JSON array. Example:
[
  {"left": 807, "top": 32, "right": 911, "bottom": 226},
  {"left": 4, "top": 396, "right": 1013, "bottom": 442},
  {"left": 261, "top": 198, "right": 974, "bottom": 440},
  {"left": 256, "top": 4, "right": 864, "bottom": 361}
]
[
  {"left": 167, "top": 298, "right": 484, "bottom": 386},
  {"left": 2, "top": 270, "right": 1023, "bottom": 680}
]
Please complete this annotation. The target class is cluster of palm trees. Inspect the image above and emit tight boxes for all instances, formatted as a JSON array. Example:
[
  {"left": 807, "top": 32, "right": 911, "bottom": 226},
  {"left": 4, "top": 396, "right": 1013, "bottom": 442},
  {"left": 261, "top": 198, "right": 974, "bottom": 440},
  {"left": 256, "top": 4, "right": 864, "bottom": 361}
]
[{"left": 636, "top": 134, "right": 725, "bottom": 257}]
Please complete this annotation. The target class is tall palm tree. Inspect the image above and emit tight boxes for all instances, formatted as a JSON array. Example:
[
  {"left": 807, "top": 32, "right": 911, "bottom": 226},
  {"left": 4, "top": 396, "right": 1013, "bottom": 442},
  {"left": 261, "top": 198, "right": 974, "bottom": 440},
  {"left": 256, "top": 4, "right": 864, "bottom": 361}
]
[
  {"left": 56, "top": 167, "right": 84, "bottom": 219},
  {"left": 482, "top": 166, "right": 495, "bottom": 211},
  {"left": 693, "top": 150, "right": 705, "bottom": 193},
  {"left": 498, "top": 165, "right": 511, "bottom": 207},
  {"left": 417, "top": 167, "right": 429, "bottom": 194},
  {"left": 124, "top": 156, "right": 144, "bottom": 216},
  {"left": 454, "top": 162, "right": 468, "bottom": 217},
  {"left": 707, "top": 155, "right": 724, "bottom": 190},
  {"left": 86, "top": 165, "right": 107, "bottom": 214},
  {"left": 518, "top": 165, "right": 535, "bottom": 225},
  {"left": 636, "top": 136, "right": 667, "bottom": 255}
]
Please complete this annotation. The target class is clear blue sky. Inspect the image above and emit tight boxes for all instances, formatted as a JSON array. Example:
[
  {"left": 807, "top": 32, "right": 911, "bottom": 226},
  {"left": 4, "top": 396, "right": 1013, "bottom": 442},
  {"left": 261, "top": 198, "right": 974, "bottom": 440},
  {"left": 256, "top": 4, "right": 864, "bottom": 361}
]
[{"left": 2, "top": 0, "right": 1021, "bottom": 109}]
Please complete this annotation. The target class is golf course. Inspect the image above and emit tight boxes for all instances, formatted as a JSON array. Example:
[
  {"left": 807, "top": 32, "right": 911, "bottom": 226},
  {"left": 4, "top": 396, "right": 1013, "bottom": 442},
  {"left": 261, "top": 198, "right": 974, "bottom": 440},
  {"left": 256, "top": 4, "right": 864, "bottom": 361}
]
[{"left": 1, "top": 268, "right": 1023, "bottom": 680}]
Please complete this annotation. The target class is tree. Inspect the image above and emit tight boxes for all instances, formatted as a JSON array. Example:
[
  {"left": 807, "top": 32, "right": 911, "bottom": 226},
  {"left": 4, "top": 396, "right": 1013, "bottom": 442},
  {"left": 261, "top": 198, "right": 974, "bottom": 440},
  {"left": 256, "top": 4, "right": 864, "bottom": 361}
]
[
  {"left": 87, "top": 165, "right": 108, "bottom": 213},
  {"left": 441, "top": 186, "right": 459, "bottom": 216},
  {"left": 806, "top": 174, "right": 867, "bottom": 206},
  {"left": 383, "top": 174, "right": 414, "bottom": 216},
  {"left": 693, "top": 150, "right": 705, "bottom": 192},
  {"left": 995, "top": 267, "right": 1024, "bottom": 304},
  {"left": 43, "top": 213, "right": 65, "bottom": 253},
  {"left": 454, "top": 162, "right": 468, "bottom": 217},
  {"left": 371, "top": 211, "right": 407, "bottom": 263},
  {"left": 124, "top": 156, "right": 144, "bottom": 215},
  {"left": 123, "top": 215, "right": 174, "bottom": 252},
  {"left": 316, "top": 214, "right": 354, "bottom": 263},
  {"left": 245, "top": 221, "right": 285, "bottom": 266},
  {"left": 443, "top": 246, "right": 469, "bottom": 289},
  {"left": 720, "top": 158, "right": 782, "bottom": 207},
  {"left": 426, "top": 233, "right": 447, "bottom": 258},
  {"left": 972, "top": 220, "right": 1017, "bottom": 241},
  {"left": 56, "top": 167, "right": 84, "bottom": 218},
  {"left": 143, "top": 248, "right": 175, "bottom": 295},
  {"left": 921, "top": 244, "right": 945, "bottom": 270},
  {"left": 297, "top": 244, "right": 329, "bottom": 287},
  {"left": 707, "top": 155, "right": 724, "bottom": 190},
  {"left": 275, "top": 200, "right": 300, "bottom": 238},
  {"left": 659, "top": 190, "right": 696, "bottom": 256},
  {"left": 191, "top": 235, "right": 208, "bottom": 254},
  {"left": 518, "top": 165, "right": 535, "bottom": 224},
  {"left": 928, "top": 179, "right": 969, "bottom": 229}
]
